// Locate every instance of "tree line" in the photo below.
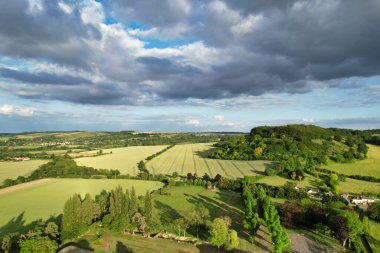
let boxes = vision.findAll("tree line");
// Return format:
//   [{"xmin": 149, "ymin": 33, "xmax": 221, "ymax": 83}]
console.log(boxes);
[
  {"xmin": 210, "ymin": 124, "xmax": 369, "ymax": 180},
  {"xmin": 242, "ymin": 177, "xmax": 289, "ymax": 252}
]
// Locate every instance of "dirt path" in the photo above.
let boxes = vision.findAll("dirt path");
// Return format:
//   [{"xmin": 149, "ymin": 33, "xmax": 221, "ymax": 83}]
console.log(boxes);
[
  {"xmin": 254, "ymin": 225, "xmax": 272, "ymax": 253},
  {"xmin": 0, "ymin": 178, "xmax": 52, "ymax": 195},
  {"xmin": 289, "ymin": 233, "xmax": 324, "ymax": 253}
]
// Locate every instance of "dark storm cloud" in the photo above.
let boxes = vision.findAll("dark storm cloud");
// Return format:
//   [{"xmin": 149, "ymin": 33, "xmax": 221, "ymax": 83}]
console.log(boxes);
[
  {"xmin": 0, "ymin": 0, "xmax": 380, "ymax": 105},
  {"xmin": 0, "ymin": 68, "xmax": 92, "ymax": 85},
  {"xmin": 0, "ymin": 0, "xmax": 100, "ymax": 68}
]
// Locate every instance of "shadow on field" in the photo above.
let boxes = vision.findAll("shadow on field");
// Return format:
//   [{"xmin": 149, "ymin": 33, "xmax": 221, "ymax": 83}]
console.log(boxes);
[
  {"xmin": 115, "ymin": 241, "xmax": 134, "ymax": 253},
  {"xmin": 57, "ymin": 240, "xmax": 94, "ymax": 253},
  {"xmin": 153, "ymin": 200, "xmax": 183, "ymax": 225},
  {"xmin": 194, "ymin": 148, "xmax": 217, "ymax": 158},
  {"xmin": 0, "ymin": 212, "xmax": 61, "ymax": 237},
  {"xmin": 196, "ymin": 244, "xmax": 248, "ymax": 253},
  {"xmin": 186, "ymin": 194, "xmax": 243, "ymax": 230}
]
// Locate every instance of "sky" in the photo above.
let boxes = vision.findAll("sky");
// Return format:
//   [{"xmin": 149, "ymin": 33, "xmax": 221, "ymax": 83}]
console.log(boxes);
[{"xmin": 0, "ymin": 0, "xmax": 380, "ymax": 133}]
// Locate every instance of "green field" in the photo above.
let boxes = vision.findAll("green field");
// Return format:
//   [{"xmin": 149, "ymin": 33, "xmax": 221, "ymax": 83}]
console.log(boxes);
[
  {"xmin": 0, "ymin": 179, "xmax": 163, "ymax": 236},
  {"xmin": 364, "ymin": 217, "xmax": 380, "ymax": 252},
  {"xmin": 152, "ymin": 185, "xmax": 269, "ymax": 252},
  {"xmin": 256, "ymin": 173, "xmax": 318, "ymax": 188},
  {"xmin": 0, "ymin": 160, "xmax": 48, "ymax": 185},
  {"xmin": 147, "ymin": 143, "xmax": 274, "ymax": 178},
  {"xmin": 72, "ymin": 231, "xmax": 200, "ymax": 253},
  {"xmin": 325, "ymin": 144, "xmax": 380, "ymax": 178},
  {"xmin": 76, "ymin": 185, "xmax": 268, "ymax": 252},
  {"xmin": 75, "ymin": 145, "xmax": 167, "ymax": 175},
  {"xmin": 256, "ymin": 173, "xmax": 380, "ymax": 195}
]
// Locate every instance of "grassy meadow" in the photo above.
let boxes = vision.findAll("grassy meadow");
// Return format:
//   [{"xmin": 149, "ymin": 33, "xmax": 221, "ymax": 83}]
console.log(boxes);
[
  {"xmin": 256, "ymin": 172, "xmax": 380, "ymax": 195},
  {"xmin": 0, "ymin": 179, "xmax": 163, "ymax": 236},
  {"xmin": 325, "ymin": 144, "xmax": 380, "ymax": 178},
  {"xmin": 74, "ymin": 185, "xmax": 271, "ymax": 253},
  {"xmin": 364, "ymin": 217, "xmax": 380, "ymax": 252},
  {"xmin": 75, "ymin": 145, "xmax": 167, "ymax": 175},
  {"xmin": 0, "ymin": 160, "xmax": 48, "ymax": 185},
  {"xmin": 147, "ymin": 143, "xmax": 274, "ymax": 178}
]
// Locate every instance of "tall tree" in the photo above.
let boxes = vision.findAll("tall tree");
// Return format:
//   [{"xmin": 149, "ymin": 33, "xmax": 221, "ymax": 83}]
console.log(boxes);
[
  {"xmin": 209, "ymin": 218, "xmax": 229, "ymax": 248},
  {"xmin": 129, "ymin": 187, "xmax": 138, "ymax": 216},
  {"xmin": 82, "ymin": 193, "xmax": 93, "ymax": 225},
  {"xmin": 225, "ymin": 229, "xmax": 239, "ymax": 251},
  {"xmin": 143, "ymin": 190, "xmax": 153, "ymax": 224}
]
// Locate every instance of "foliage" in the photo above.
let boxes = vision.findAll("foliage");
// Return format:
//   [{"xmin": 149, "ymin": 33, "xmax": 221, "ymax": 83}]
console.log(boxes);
[
  {"xmin": 210, "ymin": 125, "xmax": 369, "ymax": 177},
  {"xmin": 225, "ymin": 229, "xmax": 239, "ymax": 251},
  {"xmin": 209, "ymin": 218, "xmax": 229, "ymax": 248},
  {"xmin": 19, "ymin": 236, "xmax": 58, "ymax": 253},
  {"xmin": 368, "ymin": 202, "xmax": 380, "ymax": 221}
]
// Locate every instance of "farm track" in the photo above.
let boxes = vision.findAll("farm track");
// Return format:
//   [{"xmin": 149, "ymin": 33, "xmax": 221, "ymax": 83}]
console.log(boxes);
[
  {"xmin": 245, "ymin": 161, "xmax": 257, "ymax": 172},
  {"xmin": 166, "ymin": 147, "xmax": 181, "ymax": 175},
  {"xmin": 0, "ymin": 178, "xmax": 51, "ymax": 195},
  {"xmin": 149, "ymin": 147, "xmax": 173, "ymax": 175},
  {"xmin": 190, "ymin": 144, "xmax": 198, "ymax": 176},
  {"xmin": 230, "ymin": 161, "xmax": 246, "ymax": 178},
  {"xmin": 147, "ymin": 143, "xmax": 269, "ymax": 178},
  {"xmin": 216, "ymin": 160, "xmax": 231, "ymax": 177},
  {"xmin": 204, "ymin": 159, "xmax": 217, "ymax": 178}
]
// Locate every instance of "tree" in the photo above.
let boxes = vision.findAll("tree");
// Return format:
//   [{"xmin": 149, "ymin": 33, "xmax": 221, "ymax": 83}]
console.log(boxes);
[
  {"xmin": 209, "ymin": 218, "xmax": 228, "ymax": 248},
  {"xmin": 62, "ymin": 194, "xmax": 84, "ymax": 240},
  {"xmin": 133, "ymin": 213, "xmax": 148, "ymax": 235},
  {"xmin": 329, "ymin": 215, "xmax": 349, "ymax": 246},
  {"xmin": 129, "ymin": 187, "xmax": 138, "ymax": 216},
  {"xmin": 225, "ymin": 229, "xmax": 239, "ymax": 251},
  {"xmin": 19, "ymin": 236, "xmax": 58, "ymax": 253},
  {"xmin": 82, "ymin": 193, "xmax": 93, "ymax": 225},
  {"xmin": 44, "ymin": 222, "xmax": 59, "ymax": 241},
  {"xmin": 1, "ymin": 233, "xmax": 19, "ymax": 253},
  {"xmin": 144, "ymin": 191, "xmax": 153, "ymax": 224},
  {"xmin": 188, "ymin": 205, "xmax": 210, "ymax": 238},
  {"xmin": 368, "ymin": 202, "xmax": 380, "ymax": 221}
]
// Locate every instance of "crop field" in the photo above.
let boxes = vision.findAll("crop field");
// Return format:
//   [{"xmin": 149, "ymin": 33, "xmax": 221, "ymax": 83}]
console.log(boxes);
[
  {"xmin": 147, "ymin": 143, "xmax": 274, "ymax": 178},
  {"xmin": 0, "ymin": 178, "xmax": 163, "ymax": 235},
  {"xmin": 0, "ymin": 160, "xmax": 48, "ymax": 185},
  {"xmin": 325, "ymin": 144, "xmax": 380, "ymax": 178},
  {"xmin": 75, "ymin": 145, "xmax": 167, "ymax": 175}
]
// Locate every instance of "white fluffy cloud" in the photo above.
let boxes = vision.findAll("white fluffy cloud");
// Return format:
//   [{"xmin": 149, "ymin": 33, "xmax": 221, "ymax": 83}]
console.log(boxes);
[{"xmin": 0, "ymin": 104, "xmax": 35, "ymax": 116}]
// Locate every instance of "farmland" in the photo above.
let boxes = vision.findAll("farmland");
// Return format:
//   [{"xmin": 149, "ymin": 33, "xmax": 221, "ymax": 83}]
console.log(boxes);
[
  {"xmin": 74, "ymin": 185, "xmax": 271, "ymax": 252},
  {"xmin": 75, "ymin": 145, "xmax": 167, "ymax": 175},
  {"xmin": 364, "ymin": 217, "xmax": 380, "ymax": 252},
  {"xmin": 256, "ymin": 173, "xmax": 380, "ymax": 195},
  {"xmin": 325, "ymin": 144, "xmax": 380, "ymax": 178},
  {"xmin": 0, "ymin": 160, "xmax": 48, "ymax": 185},
  {"xmin": 147, "ymin": 143, "xmax": 274, "ymax": 178},
  {"xmin": 0, "ymin": 178, "xmax": 163, "ymax": 235}
]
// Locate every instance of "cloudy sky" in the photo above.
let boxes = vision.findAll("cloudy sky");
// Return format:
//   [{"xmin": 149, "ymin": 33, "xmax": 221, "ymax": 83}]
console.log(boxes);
[{"xmin": 0, "ymin": 0, "xmax": 380, "ymax": 132}]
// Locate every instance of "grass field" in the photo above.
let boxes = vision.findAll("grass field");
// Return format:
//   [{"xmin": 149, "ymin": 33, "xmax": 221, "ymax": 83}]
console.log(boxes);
[
  {"xmin": 72, "ymin": 231, "xmax": 200, "ymax": 253},
  {"xmin": 325, "ymin": 144, "xmax": 380, "ymax": 178},
  {"xmin": 0, "ymin": 179, "xmax": 163, "ymax": 236},
  {"xmin": 0, "ymin": 160, "xmax": 48, "ymax": 185},
  {"xmin": 69, "ymin": 185, "xmax": 270, "ymax": 253},
  {"xmin": 152, "ymin": 185, "xmax": 270, "ymax": 252},
  {"xmin": 364, "ymin": 217, "xmax": 380, "ymax": 253},
  {"xmin": 147, "ymin": 143, "xmax": 274, "ymax": 178},
  {"xmin": 256, "ymin": 172, "xmax": 380, "ymax": 195},
  {"xmin": 75, "ymin": 145, "xmax": 167, "ymax": 175},
  {"xmin": 256, "ymin": 173, "xmax": 318, "ymax": 188}
]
